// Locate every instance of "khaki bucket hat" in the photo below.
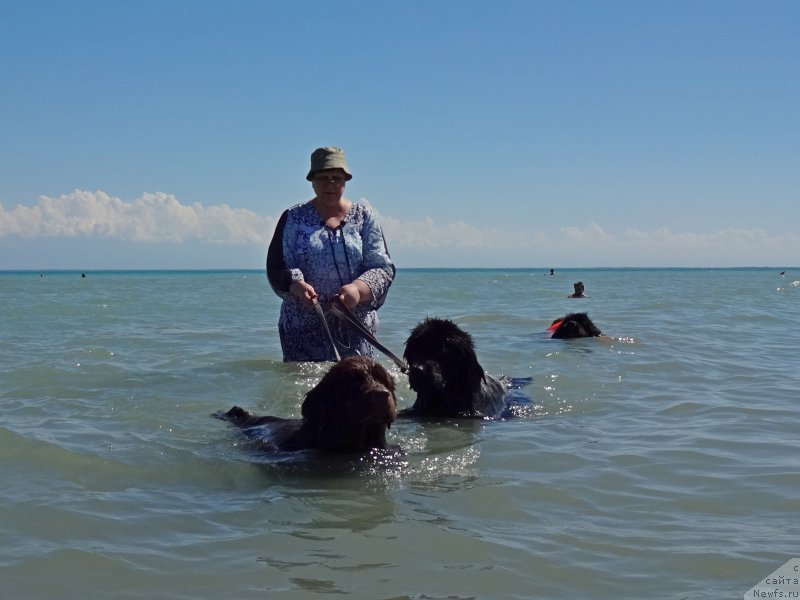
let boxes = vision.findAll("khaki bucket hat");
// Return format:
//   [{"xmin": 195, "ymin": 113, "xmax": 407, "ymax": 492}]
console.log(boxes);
[{"xmin": 306, "ymin": 146, "xmax": 353, "ymax": 181}]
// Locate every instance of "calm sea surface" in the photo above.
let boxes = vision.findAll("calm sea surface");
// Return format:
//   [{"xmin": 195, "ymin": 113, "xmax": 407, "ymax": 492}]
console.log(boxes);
[{"xmin": 1, "ymin": 268, "xmax": 798, "ymax": 599}]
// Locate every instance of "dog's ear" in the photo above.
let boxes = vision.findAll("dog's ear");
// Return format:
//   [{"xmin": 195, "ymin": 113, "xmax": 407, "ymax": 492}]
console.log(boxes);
[
  {"xmin": 301, "ymin": 367, "xmax": 343, "ymax": 423},
  {"xmin": 301, "ymin": 382, "xmax": 329, "ymax": 423},
  {"xmin": 402, "ymin": 322, "xmax": 425, "ymax": 362},
  {"xmin": 461, "ymin": 346, "xmax": 486, "ymax": 389},
  {"xmin": 302, "ymin": 358, "xmax": 380, "ymax": 424},
  {"xmin": 440, "ymin": 326, "xmax": 485, "ymax": 390}
]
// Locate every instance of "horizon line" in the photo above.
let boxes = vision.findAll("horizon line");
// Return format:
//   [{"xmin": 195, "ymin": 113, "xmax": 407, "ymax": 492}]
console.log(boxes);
[{"xmin": 1, "ymin": 266, "xmax": 795, "ymax": 274}]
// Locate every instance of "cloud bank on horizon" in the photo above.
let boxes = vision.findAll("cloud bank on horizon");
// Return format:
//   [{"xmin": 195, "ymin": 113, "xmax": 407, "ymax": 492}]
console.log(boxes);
[
  {"xmin": 0, "ymin": 190, "xmax": 271, "ymax": 244},
  {"xmin": 1, "ymin": 190, "xmax": 796, "ymax": 269}
]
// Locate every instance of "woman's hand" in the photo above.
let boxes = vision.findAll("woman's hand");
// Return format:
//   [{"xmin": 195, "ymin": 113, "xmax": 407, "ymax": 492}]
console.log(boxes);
[
  {"xmin": 290, "ymin": 281, "xmax": 318, "ymax": 310},
  {"xmin": 338, "ymin": 280, "xmax": 372, "ymax": 310}
]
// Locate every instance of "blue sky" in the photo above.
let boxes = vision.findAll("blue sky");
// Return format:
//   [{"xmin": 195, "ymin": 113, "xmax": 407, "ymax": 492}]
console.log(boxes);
[{"xmin": 1, "ymin": 0, "xmax": 798, "ymax": 269}]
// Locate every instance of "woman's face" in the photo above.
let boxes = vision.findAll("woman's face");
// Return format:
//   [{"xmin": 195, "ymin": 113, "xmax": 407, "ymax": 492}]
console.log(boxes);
[{"xmin": 311, "ymin": 168, "xmax": 347, "ymax": 203}]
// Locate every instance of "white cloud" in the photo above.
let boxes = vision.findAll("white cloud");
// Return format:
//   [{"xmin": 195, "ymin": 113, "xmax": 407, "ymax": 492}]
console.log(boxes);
[
  {"xmin": 377, "ymin": 208, "xmax": 798, "ymax": 266},
  {"xmin": 0, "ymin": 190, "xmax": 274, "ymax": 244},
  {"xmin": 1, "ymin": 191, "xmax": 797, "ymax": 267}
]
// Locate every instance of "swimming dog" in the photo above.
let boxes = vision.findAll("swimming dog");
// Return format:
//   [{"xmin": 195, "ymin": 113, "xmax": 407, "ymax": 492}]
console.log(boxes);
[
  {"xmin": 547, "ymin": 312, "xmax": 603, "ymax": 339},
  {"xmin": 214, "ymin": 356, "xmax": 397, "ymax": 452},
  {"xmin": 400, "ymin": 318, "xmax": 527, "ymax": 419}
]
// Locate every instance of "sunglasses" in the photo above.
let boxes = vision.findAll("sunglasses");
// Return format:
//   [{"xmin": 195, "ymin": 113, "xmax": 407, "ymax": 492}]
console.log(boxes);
[{"xmin": 313, "ymin": 175, "xmax": 346, "ymax": 185}]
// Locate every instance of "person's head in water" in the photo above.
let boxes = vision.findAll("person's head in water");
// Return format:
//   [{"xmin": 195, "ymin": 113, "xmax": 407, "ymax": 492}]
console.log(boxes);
[{"xmin": 570, "ymin": 281, "xmax": 585, "ymax": 297}]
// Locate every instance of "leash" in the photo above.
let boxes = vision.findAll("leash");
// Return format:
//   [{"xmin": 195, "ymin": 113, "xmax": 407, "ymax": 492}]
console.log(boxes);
[
  {"xmin": 312, "ymin": 297, "xmax": 341, "ymax": 361},
  {"xmin": 330, "ymin": 297, "xmax": 408, "ymax": 372}
]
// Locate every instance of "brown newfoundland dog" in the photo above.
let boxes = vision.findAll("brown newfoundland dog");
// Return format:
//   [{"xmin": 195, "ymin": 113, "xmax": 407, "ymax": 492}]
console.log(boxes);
[
  {"xmin": 400, "ymin": 318, "xmax": 527, "ymax": 419},
  {"xmin": 547, "ymin": 312, "xmax": 604, "ymax": 339},
  {"xmin": 214, "ymin": 356, "xmax": 398, "ymax": 452}
]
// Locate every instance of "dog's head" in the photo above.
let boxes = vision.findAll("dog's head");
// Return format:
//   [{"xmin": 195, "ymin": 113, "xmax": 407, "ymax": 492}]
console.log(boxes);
[
  {"xmin": 403, "ymin": 318, "xmax": 485, "ymax": 414},
  {"xmin": 301, "ymin": 356, "xmax": 397, "ymax": 452},
  {"xmin": 549, "ymin": 312, "xmax": 603, "ymax": 339}
]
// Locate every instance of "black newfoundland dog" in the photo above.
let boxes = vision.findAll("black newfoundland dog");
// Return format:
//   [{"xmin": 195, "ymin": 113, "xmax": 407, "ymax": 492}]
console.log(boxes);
[
  {"xmin": 214, "ymin": 356, "xmax": 398, "ymax": 452},
  {"xmin": 400, "ymin": 318, "xmax": 526, "ymax": 419},
  {"xmin": 547, "ymin": 312, "xmax": 603, "ymax": 339}
]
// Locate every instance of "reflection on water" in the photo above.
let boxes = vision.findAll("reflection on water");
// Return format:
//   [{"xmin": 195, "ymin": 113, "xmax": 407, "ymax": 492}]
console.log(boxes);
[{"xmin": 1, "ymin": 269, "xmax": 799, "ymax": 599}]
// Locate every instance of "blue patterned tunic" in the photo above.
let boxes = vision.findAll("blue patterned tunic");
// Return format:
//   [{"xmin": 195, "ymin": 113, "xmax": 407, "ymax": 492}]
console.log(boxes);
[{"xmin": 266, "ymin": 200, "xmax": 395, "ymax": 361}]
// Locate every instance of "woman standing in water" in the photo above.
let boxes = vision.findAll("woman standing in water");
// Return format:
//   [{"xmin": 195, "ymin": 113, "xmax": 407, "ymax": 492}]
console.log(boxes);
[{"xmin": 266, "ymin": 147, "xmax": 395, "ymax": 361}]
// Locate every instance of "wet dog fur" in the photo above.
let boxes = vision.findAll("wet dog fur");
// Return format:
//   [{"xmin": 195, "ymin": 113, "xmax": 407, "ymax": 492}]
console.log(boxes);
[
  {"xmin": 400, "ymin": 318, "xmax": 511, "ymax": 419},
  {"xmin": 214, "ymin": 356, "xmax": 397, "ymax": 452},
  {"xmin": 549, "ymin": 312, "xmax": 603, "ymax": 339}
]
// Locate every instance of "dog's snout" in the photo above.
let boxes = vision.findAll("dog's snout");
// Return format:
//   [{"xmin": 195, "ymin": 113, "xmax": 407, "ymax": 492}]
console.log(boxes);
[
  {"xmin": 407, "ymin": 364, "xmax": 425, "ymax": 377},
  {"xmin": 360, "ymin": 388, "xmax": 397, "ymax": 425},
  {"xmin": 405, "ymin": 363, "xmax": 427, "ymax": 387}
]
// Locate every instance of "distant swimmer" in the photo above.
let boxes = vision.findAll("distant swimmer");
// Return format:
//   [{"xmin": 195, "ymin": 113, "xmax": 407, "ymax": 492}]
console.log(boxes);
[
  {"xmin": 780, "ymin": 271, "xmax": 786, "ymax": 276},
  {"xmin": 568, "ymin": 281, "xmax": 587, "ymax": 298},
  {"xmin": 81, "ymin": 273, "xmax": 86, "ymax": 278}
]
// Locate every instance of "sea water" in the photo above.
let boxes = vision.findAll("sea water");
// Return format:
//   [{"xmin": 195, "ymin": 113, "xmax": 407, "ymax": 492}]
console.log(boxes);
[{"xmin": 1, "ymin": 268, "xmax": 798, "ymax": 599}]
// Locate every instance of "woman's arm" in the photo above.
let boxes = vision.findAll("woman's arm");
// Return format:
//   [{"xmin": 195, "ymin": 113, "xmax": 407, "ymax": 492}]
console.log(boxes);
[
  {"xmin": 354, "ymin": 208, "xmax": 395, "ymax": 309},
  {"xmin": 266, "ymin": 210, "xmax": 292, "ymax": 294},
  {"xmin": 266, "ymin": 209, "xmax": 309, "ymax": 302}
]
